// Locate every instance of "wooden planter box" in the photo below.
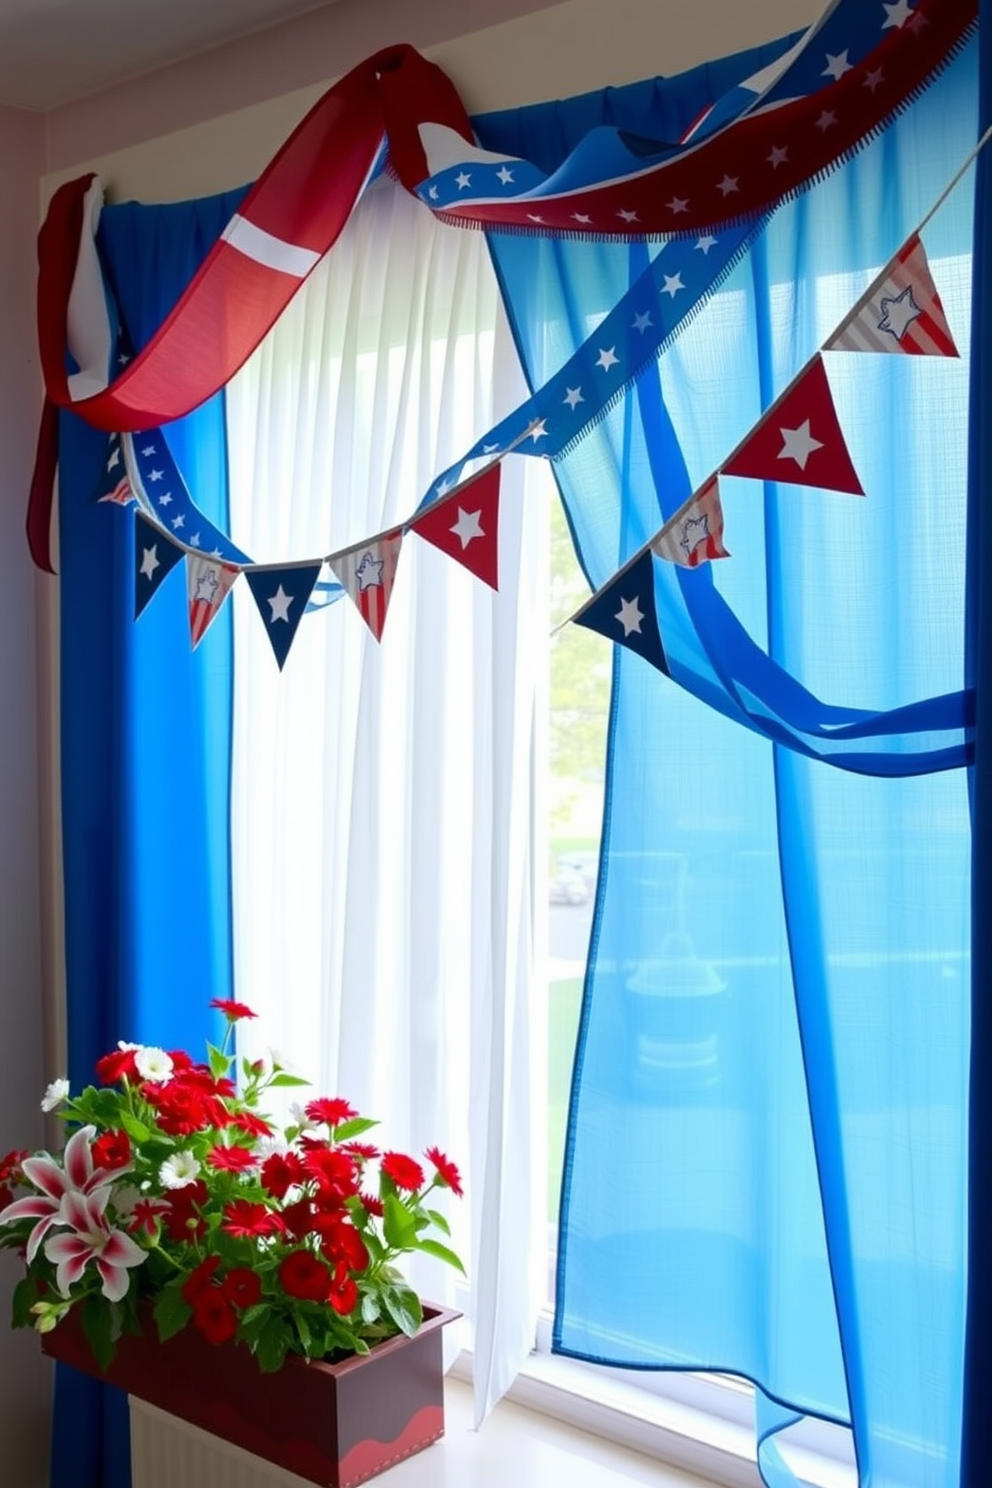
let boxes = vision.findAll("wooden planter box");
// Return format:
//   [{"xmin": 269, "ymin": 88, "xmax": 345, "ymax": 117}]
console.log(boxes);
[{"xmin": 43, "ymin": 1303, "xmax": 459, "ymax": 1488}]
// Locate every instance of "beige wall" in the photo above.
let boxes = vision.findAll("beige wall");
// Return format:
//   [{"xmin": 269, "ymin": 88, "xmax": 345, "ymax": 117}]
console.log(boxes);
[{"xmin": 42, "ymin": 0, "xmax": 821, "ymax": 203}]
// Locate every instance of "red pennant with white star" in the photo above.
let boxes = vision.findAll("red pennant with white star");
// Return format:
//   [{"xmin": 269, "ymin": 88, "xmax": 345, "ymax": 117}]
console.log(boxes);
[
  {"xmin": 409, "ymin": 462, "xmax": 501, "ymax": 590},
  {"xmin": 328, "ymin": 531, "xmax": 404, "ymax": 642},
  {"xmin": 825, "ymin": 233, "xmax": 959, "ymax": 358},
  {"xmin": 186, "ymin": 555, "xmax": 240, "ymax": 648},
  {"xmin": 721, "ymin": 354, "xmax": 864, "ymax": 495}
]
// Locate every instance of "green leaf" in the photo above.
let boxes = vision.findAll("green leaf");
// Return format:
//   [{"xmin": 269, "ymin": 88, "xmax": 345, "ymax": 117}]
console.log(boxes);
[
  {"xmin": 80, "ymin": 1294, "xmax": 117, "ymax": 1371},
  {"xmin": 414, "ymin": 1237, "xmax": 466, "ymax": 1275},
  {"xmin": 381, "ymin": 1283, "xmax": 423, "ymax": 1338},
  {"xmin": 206, "ymin": 1042, "xmax": 233, "ymax": 1080},
  {"xmin": 294, "ymin": 1311, "xmax": 312, "ymax": 1353},
  {"xmin": 425, "ymin": 1208, "xmax": 451, "ymax": 1237},
  {"xmin": 360, "ymin": 1291, "xmax": 381, "ymax": 1325},
  {"xmin": 118, "ymin": 1110, "xmax": 152, "ymax": 1143},
  {"xmin": 153, "ymin": 1286, "xmax": 192, "ymax": 1343},
  {"xmin": 254, "ymin": 1318, "xmax": 293, "ymax": 1373},
  {"xmin": 382, "ymin": 1192, "xmax": 417, "ymax": 1250},
  {"xmin": 267, "ymin": 1073, "xmax": 311, "ymax": 1089},
  {"xmin": 332, "ymin": 1117, "xmax": 378, "ymax": 1142},
  {"xmin": 10, "ymin": 1275, "xmax": 41, "ymax": 1329}
]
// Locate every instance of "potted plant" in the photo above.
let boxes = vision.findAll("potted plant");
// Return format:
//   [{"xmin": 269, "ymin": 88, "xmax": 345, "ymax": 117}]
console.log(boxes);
[{"xmin": 0, "ymin": 1000, "xmax": 464, "ymax": 1487}]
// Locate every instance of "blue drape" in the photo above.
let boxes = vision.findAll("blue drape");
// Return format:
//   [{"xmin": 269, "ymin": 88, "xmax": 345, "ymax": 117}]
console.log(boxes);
[
  {"xmin": 484, "ymin": 36, "xmax": 976, "ymax": 1488},
  {"xmin": 962, "ymin": 1, "xmax": 992, "ymax": 1481},
  {"xmin": 55, "ymin": 188, "xmax": 243, "ymax": 1488}
]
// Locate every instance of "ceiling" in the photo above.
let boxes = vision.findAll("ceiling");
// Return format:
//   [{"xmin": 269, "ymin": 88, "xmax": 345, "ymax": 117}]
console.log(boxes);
[{"xmin": 0, "ymin": 0, "xmax": 337, "ymax": 111}]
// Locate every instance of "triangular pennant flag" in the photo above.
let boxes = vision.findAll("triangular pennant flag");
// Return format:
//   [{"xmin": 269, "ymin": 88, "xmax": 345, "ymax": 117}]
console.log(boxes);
[
  {"xmin": 245, "ymin": 563, "xmax": 323, "ymax": 670},
  {"xmin": 134, "ymin": 513, "xmax": 186, "ymax": 618},
  {"xmin": 651, "ymin": 476, "xmax": 730, "ymax": 568},
  {"xmin": 186, "ymin": 554, "xmax": 240, "ymax": 648},
  {"xmin": 573, "ymin": 549, "xmax": 670, "ymax": 677},
  {"xmin": 409, "ymin": 463, "xmax": 502, "ymax": 590},
  {"xmin": 328, "ymin": 531, "xmax": 404, "ymax": 642},
  {"xmin": 825, "ymin": 234, "xmax": 959, "ymax": 357},
  {"xmin": 93, "ymin": 432, "xmax": 135, "ymax": 507},
  {"xmin": 721, "ymin": 355, "xmax": 864, "ymax": 495}
]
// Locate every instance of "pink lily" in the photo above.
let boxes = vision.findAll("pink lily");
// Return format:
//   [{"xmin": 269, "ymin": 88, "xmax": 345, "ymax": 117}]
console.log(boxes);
[
  {"xmin": 43, "ymin": 1189, "xmax": 146, "ymax": 1302},
  {"xmin": 0, "ymin": 1125, "xmax": 125, "ymax": 1263}
]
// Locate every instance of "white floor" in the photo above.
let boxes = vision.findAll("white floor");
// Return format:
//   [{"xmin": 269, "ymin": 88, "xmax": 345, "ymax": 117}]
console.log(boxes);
[{"xmin": 131, "ymin": 1376, "xmax": 716, "ymax": 1488}]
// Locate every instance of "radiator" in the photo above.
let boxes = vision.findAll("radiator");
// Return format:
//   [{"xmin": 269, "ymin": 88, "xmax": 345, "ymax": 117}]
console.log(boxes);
[{"xmin": 130, "ymin": 1398, "xmax": 310, "ymax": 1488}]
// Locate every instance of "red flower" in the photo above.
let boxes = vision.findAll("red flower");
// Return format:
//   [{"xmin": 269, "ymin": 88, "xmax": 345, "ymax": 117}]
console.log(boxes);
[
  {"xmin": 230, "ymin": 1111, "xmax": 273, "ymax": 1138},
  {"xmin": 260, "ymin": 1151, "xmax": 306, "ymax": 1200},
  {"xmin": 162, "ymin": 1181, "xmax": 210, "ymax": 1242},
  {"xmin": 340, "ymin": 1141, "xmax": 380, "ymax": 1161},
  {"xmin": 360, "ymin": 1192, "xmax": 384, "ymax": 1217},
  {"xmin": 425, "ymin": 1146, "xmax": 464, "ymax": 1197},
  {"xmin": 0, "ymin": 1183, "xmax": 13, "ymax": 1211},
  {"xmin": 128, "ymin": 1198, "xmax": 169, "ymax": 1236},
  {"xmin": 210, "ymin": 998, "xmax": 258, "ymax": 1022},
  {"xmin": 318, "ymin": 1219, "xmax": 369, "ymax": 1273},
  {"xmin": 207, "ymin": 1145, "xmax": 258, "ymax": 1173},
  {"xmin": 221, "ymin": 1199, "xmax": 284, "ymax": 1239},
  {"xmin": 328, "ymin": 1264, "xmax": 358, "ymax": 1317},
  {"xmin": 222, "ymin": 1267, "xmax": 262, "ymax": 1309},
  {"xmin": 0, "ymin": 1149, "xmax": 28, "ymax": 1183},
  {"xmin": 181, "ymin": 1255, "xmax": 222, "ymax": 1303},
  {"xmin": 304, "ymin": 1098, "xmax": 357, "ymax": 1128},
  {"xmin": 381, "ymin": 1152, "xmax": 425, "ymax": 1192},
  {"xmin": 146, "ymin": 1078, "xmax": 231, "ymax": 1136},
  {"xmin": 303, "ymin": 1147, "xmax": 359, "ymax": 1200},
  {"xmin": 278, "ymin": 1249, "xmax": 331, "ymax": 1303},
  {"xmin": 280, "ymin": 1198, "xmax": 316, "ymax": 1240},
  {"xmin": 191, "ymin": 1287, "xmax": 238, "ymax": 1344},
  {"xmin": 91, "ymin": 1130, "xmax": 132, "ymax": 1171},
  {"xmin": 95, "ymin": 1048, "xmax": 139, "ymax": 1085}
]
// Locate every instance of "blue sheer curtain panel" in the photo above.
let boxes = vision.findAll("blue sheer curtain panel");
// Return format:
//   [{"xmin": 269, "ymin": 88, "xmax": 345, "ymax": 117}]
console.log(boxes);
[
  {"xmin": 485, "ymin": 34, "xmax": 977, "ymax": 1488},
  {"xmin": 54, "ymin": 189, "xmax": 243, "ymax": 1488}
]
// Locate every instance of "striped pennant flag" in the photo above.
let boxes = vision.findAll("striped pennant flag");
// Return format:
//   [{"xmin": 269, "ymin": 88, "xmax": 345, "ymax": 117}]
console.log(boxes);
[
  {"xmin": 187, "ymin": 555, "xmax": 240, "ymax": 649},
  {"xmin": 651, "ymin": 476, "xmax": 730, "ymax": 568},
  {"xmin": 825, "ymin": 233, "xmax": 958, "ymax": 357},
  {"xmin": 329, "ymin": 532, "xmax": 404, "ymax": 641}
]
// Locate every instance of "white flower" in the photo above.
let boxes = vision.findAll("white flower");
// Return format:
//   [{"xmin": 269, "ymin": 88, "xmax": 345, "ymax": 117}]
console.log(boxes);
[
  {"xmin": 41, "ymin": 1079, "xmax": 69, "ymax": 1112},
  {"xmin": 109, "ymin": 1184, "xmax": 141, "ymax": 1219},
  {"xmin": 159, "ymin": 1152, "xmax": 200, "ymax": 1189},
  {"xmin": 134, "ymin": 1046, "xmax": 173, "ymax": 1083},
  {"xmin": 255, "ymin": 1133, "xmax": 291, "ymax": 1161},
  {"xmin": 289, "ymin": 1102, "xmax": 315, "ymax": 1130}
]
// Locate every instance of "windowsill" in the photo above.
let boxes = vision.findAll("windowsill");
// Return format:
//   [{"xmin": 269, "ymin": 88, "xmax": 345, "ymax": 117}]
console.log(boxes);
[{"xmin": 450, "ymin": 1337, "xmax": 857, "ymax": 1488}]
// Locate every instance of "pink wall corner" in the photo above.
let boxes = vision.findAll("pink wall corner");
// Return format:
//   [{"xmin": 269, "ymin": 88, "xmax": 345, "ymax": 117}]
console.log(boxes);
[{"xmin": 43, "ymin": 0, "xmax": 565, "ymax": 175}]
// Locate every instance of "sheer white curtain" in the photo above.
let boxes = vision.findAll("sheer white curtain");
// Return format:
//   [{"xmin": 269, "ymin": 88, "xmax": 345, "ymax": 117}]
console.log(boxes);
[{"xmin": 224, "ymin": 175, "xmax": 548, "ymax": 1422}]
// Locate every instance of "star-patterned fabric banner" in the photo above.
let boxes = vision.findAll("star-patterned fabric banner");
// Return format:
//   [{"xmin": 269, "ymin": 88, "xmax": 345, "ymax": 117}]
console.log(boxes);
[
  {"xmin": 409, "ymin": 462, "xmax": 502, "ymax": 589},
  {"xmin": 244, "ymin": 563, "xmax": 323, "ymax": 668},
  {"xmin": 651, "ymin": 476, "xmax": 731, "ymax": 568},
  {"xmin": 187, "ymin": 556, "xmax": 240, "ymax": 648},
  {"xmin": 721, "ymin": 354, "xmax": 864, "ymax": 494},
  {"xmin": 825, "ymin": 232, "xmax": 959, "ymax": 355},
  {"xmin": 122, "ymin": 431, "xmax": 249, "ymax": 565},
  {"xmin": 28, "ymin": 0, "xmax": 974, "ymax": 573},
  {"xmin": 328, "ymin": 532, "xmax": 404, "ymax": 641},
  {"xmin": 92, "ymin": 432, "xmax": 135, "ymax": 507}
]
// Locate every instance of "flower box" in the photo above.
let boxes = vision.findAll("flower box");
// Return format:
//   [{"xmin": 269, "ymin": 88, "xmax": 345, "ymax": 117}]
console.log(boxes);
[{"xmin": 43, "ymin": 1302, "xmax": 460, "ymax": 1488}]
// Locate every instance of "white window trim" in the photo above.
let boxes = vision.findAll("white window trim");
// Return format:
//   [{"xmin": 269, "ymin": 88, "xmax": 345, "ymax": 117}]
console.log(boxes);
[{"xmin": 450, "ymin": 1312, "xmax": 857, "ymax": 1488}]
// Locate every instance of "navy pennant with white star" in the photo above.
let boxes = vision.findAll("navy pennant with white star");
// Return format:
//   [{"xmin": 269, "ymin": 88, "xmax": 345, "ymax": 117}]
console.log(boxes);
[
  {"xmin": 573, "ymin": 548, "xmax": 670, "ymax": 677},
  {"xmin": 133, "ymin": 512, "xmax": 186, "ymax": 618},
  {"xmin": 91, "ymin": 432, "xmax": 134, "ymax": 507},
  {"xmin": 245, "ymin": 563, "xmax": 324, "ymax": 669}
]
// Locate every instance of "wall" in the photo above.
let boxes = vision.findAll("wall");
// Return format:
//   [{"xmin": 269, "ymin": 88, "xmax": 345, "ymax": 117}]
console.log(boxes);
[
  {"xmin": 6, "ymin": 0, "xmax": 818, "ymax": 1483},
  {"xmin": 0, "ymin": 100, "xmax": 54, "ymax": 1488}
]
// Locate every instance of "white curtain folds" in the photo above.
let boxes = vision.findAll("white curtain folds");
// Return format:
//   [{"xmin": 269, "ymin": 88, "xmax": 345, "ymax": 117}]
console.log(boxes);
[{"xmin": 224, "ymin": 175, "xmax": 548, "ymax": 1422}]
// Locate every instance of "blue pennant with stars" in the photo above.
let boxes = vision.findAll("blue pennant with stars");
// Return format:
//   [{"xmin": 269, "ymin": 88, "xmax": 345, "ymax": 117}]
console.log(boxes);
[
  {"xmin": 573, "ymin": 548, "xmax": 670, "ymax": 677},
  {"xmin": 133, "ymin": 512, "xmax": 186, "ymax": 618},
  {"xmin": 245, "ymin": 564, "xmax": 323, "ymax": 669}
]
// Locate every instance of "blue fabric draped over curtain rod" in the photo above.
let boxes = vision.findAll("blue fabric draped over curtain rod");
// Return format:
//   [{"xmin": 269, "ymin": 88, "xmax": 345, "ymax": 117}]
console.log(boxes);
[{"xmin": 53, "ymin": 17, "xmax": 985, "ymax": 1488}]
